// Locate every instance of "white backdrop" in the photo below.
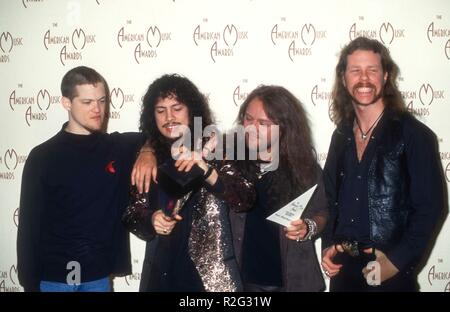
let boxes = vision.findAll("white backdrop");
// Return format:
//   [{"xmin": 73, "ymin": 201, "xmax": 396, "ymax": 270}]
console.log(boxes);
[{"xmin": 1, "ymin": 0, "xmax": 449, "ymax": 292}]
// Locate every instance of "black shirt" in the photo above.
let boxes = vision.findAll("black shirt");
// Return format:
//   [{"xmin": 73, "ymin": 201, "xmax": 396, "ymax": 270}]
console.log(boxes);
[
  {"xmin": 333, "ymin": 121, "xmax": 379, "ymax": 246},
  {"xmin": 241, "ymin": 171, "xmax": 282, "ymax": 286},
  {"xmin": 323, "ymin": 111, "xmax": 444, "ymax": 272},
  {"xmin": 17, "ymin": 124, "xmax": 143, "ymax": 290},
  {"xmin": 147, "ymin": 186, "xmax": 205, "ymax": 292}
]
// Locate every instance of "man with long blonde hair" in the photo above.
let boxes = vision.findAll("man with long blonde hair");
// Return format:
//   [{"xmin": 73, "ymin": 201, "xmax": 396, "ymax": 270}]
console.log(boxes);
[{"xmin": 321, "ymin": 37, "xmax": 444, "ymax": 291}]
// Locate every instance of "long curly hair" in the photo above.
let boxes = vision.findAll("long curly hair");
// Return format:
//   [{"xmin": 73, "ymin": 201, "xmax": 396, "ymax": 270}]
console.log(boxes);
[
  {"xmin": 237, "ymin": 85, "xmax": 318, "ymax": 206},
  {"xmin": 140, "ymin": 74, "xmax": 213, "ymax": 161},
  {"xmin": 330, "ymin": 36, "xmax": 406, "ymax": 125}
]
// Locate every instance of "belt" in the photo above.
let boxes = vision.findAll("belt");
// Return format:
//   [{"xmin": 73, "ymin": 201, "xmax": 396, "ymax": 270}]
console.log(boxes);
[{"xmin": 339, "ymin": 240, "xmax": 374, "ymax": 257}]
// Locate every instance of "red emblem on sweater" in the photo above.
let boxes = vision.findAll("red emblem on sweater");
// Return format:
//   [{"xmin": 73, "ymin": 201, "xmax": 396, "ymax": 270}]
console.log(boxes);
[{"xmin": 106, "ymin": 160, "xmax": 116, "ymax": 174}]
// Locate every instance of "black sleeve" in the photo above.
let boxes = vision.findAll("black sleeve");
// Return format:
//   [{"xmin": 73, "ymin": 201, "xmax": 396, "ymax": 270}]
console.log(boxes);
[
  {"xmin": 17, "ymin": 147, "xmax": 46, "ymax": 292},
  {"xmin": 204, "ymin": 161, "xmax": 256, "ymax": 213},
  {"xmin": 387, "ymin": 123, "xmax": 444, "ymax": 272},
  {"xmin": 114, "ymin": 132, "xmax": 146, "ymax": 159},
  {"xmin": 321, "ymin": 130, "xmax": 341, "ymax": 250},
  {"xmin": 303, "ymin": 165, "xmax": 329, "ymax": 233},
  {"xmin": 122, "ymin": 186, "xmax": 157, "ymax": 241}
]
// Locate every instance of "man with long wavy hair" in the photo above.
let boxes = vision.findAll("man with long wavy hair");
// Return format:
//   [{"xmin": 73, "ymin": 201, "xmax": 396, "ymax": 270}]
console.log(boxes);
[
  {"xmin": 321, "ymin": 37, "xmax": 444, "ymax": 291},
  {"xmin": 123, "ymin": 74, "xmax": 255, "ymax": 292},
  {"xmin": 230, "ymin": 85, "xmax": 328, "ymax": 291}
]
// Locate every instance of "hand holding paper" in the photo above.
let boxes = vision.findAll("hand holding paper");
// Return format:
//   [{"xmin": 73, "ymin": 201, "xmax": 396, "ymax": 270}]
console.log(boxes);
[{"xmin": 266, "ymin": 184, "xmax": 317, "ymax": 227}]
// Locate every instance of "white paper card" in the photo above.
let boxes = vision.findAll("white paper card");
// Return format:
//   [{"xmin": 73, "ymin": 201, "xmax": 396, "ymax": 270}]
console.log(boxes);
[{"xmin": 266, "ymin": 184, "xmax": 317, "ymax": 227}]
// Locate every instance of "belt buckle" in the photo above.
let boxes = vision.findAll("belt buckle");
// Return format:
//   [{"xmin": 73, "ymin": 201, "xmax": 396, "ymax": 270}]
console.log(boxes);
[{"xmin": 341, "ymin": 240, "xmax": 360, "ymax": 257}]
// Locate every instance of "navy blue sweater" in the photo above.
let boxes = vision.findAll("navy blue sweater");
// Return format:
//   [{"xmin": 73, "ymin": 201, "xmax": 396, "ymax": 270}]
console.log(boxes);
[{"xmin": 17, "ymin": 125, "xmax": 143, "ymax": 291}]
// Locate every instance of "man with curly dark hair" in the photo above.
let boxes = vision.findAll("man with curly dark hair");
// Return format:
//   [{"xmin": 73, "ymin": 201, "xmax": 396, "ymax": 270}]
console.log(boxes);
[{"xmin": 123, "ymin": 74, "xmax": 255, "ymax": 292}]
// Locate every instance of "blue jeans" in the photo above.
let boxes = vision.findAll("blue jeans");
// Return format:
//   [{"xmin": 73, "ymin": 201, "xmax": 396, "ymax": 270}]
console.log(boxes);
[{"xmin": 40, "ymin": 277, "xmax": 111, "ymax": 292}]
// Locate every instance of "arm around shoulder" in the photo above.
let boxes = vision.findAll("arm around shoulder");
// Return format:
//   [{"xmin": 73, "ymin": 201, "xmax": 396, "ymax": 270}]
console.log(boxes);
[{"xmin": 212, "ymin": 161, "xmax": 256, "ymax": 213}]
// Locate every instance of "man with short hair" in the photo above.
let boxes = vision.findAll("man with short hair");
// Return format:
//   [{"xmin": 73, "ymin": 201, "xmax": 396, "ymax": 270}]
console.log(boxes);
[{"xmin": 17, "ymin": 66, "xmax": 147, "ymax": 292}]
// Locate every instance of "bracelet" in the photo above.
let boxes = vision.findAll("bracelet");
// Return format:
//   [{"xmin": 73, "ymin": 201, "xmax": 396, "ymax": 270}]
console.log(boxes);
[
  {"xmin": 298, "ymin": 218, "xmax": 317, "ymax": 242},
  {"xmin": 203, "ymin": 166, "xmax": 214, "ymax": 180}
]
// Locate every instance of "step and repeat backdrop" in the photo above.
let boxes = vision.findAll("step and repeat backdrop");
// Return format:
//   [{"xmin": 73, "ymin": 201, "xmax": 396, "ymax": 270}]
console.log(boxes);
[{"xmin": 1, "ymin": 0, "xmax": 449, "ymax": 292}]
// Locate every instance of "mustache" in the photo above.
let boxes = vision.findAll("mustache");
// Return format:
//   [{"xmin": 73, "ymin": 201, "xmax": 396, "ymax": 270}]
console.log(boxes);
[
  {"xmin": 163, "ymin": 122, "xmax": 182, "ymax": 128},
  {"xmin": 353, "ymin": 82, "xmax": 376, "ymax": 91}
]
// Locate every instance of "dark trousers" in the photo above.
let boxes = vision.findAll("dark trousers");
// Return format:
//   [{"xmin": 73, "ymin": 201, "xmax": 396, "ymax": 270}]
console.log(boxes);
[
  {"xmin": 244, "ymin": 283, "xmax": 283, "ymax": 292},
  {"xmin": 330, "ymin": 252, "xmax": 418, "ymax": 292}
]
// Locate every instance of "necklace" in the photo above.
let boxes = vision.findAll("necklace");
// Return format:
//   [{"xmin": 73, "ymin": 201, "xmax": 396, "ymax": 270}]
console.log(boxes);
[{"xmin": 355, "ymin": 110, "xmax": 384, "ymax": 140}]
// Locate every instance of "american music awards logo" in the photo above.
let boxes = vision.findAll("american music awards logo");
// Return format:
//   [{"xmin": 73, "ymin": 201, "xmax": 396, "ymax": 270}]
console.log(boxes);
[
  {"xmin": 0, "ymin": 31, "xmax": 24, "ymax": 64},
  {"xmin": 116, "ymin": 22, "xmax": 171, "ymax": 64},
  {"xmin": 440, "ymin": 151, "xmax": 450, "ymax": 183},
  {"xmin": 426, "ymin": 17, "xmax": 450, "ymax": 60},
  {"xmin": 120, "ymin": 258, "xmax": 142, "ymax": 289},
  {"xmin": 401, "ymin": 79, "xmax": 445, "ymax": 117},
  {"xmin": 309, "ymin": 78, "xmax": 333, "ymax": 123},
  {"xmin": 0, "ymin": 266, "xmax": 21, "ymax": 292},
  {"xmin": 271, "ymin": 19, "xmax": 327, "ymax": 62},
  {"xmin": 0, "ymin": 148, "xmax": 27, "ymax": 181},
  {"xmin": 317, "ymin": 152, "xmax": 328, "ymax": 167},
  {"xmin": 445, "ymin": 162, "xmax": 450, "ymax": 184},
  {"xmin": 427, "ymin": 263, "xmax": 450, "ymax": 292},
  {"xmin": 310, "ymin": 78, "xmax": 332, "ymax": 107},
  {"xmin": 43, "ymin": 26, "xmax": 96, "ymax": 66},
  {"xmin": 109, "ymin": 87, "xmax": 136, "ymax": 120},
  {"xmin": 22, "ymin": 0, "xmax": 45, "ymax": 8},
  {"xmin": 348, "ymin": 18, "xmax": 405, "ymax": 45},
  {"xmin": 13, "ymin": 208, "xmax": 19, "ymax": 228},
  {"xmin": 193, "ymin": 21, "xmax": 249, "ymax": 63},
  {"xmin": 8, "ymin": 86, "xmax": 59, "ymax": 126},
  {"xmin": 232, "ymin": 79, "xmax": 252, "ymax": 107},
  {"xmin": 123, "ymin": 272, "xmax": 141, "ymax": 287}
]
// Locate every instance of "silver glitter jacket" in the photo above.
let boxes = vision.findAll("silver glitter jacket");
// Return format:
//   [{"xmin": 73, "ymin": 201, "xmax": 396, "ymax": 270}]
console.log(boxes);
[{"xmin": 122, "ymin": 161, "xmax": 255, "ymax": 292}]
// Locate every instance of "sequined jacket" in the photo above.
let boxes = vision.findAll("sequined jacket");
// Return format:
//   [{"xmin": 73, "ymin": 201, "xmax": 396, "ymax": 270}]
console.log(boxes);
[
  {"xmin": 322, "ymin": 110, "xmax": 443, "ymax": 272},
  {"xmin": 122, "ymin": 161, "xmax": 255, "ymax": 292}
]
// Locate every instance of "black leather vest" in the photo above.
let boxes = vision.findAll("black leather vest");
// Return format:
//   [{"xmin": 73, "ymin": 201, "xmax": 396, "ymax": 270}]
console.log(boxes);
[{"xmin": 335, "ymin": 113, "xmax": 409, "ymax": 249}]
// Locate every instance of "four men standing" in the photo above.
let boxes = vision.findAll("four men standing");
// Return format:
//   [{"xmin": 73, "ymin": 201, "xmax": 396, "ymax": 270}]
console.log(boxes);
[{"xmin": 17, "ymin": 36, "xmax": 445, "ymax": 292}]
